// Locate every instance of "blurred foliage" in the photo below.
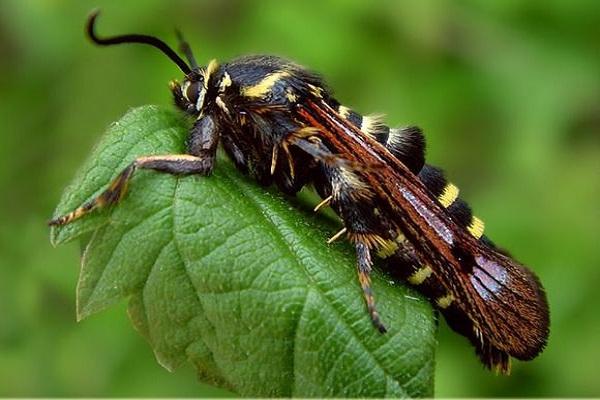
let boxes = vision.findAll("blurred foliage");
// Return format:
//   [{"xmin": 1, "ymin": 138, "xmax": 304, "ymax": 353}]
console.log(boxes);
[{"xmin": 0, "ymin": 0, "xmax": 598, "ymax": 397}]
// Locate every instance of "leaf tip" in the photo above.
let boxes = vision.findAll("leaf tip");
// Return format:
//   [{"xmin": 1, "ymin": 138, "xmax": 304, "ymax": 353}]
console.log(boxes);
[
  {"xmin": 75, "ymin": 302, "xmax": 90, "ymax": 322},
  {"xmin": 49, "ymin": 226, "xmax": 62, "ymax": 247},
  {"xmin": 154, "ymin": 352, "xmax": 179, "ymax": 373},
  {"xmin": 76, "ymin": 292, "xmax": 98, "ymax": 322}
]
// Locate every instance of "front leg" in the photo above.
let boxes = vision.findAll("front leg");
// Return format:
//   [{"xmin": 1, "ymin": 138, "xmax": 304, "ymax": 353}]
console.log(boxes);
[
  {"xmin": 49, "ymin": 115, "xmax": 219, "ymax": 226},
  {"xmin": 186, "ymin": 114, "xmax": 219, "ymax": 175}
]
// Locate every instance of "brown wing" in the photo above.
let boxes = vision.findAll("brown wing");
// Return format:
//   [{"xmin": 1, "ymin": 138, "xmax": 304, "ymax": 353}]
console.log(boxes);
[{"xmin": 296, "ymin": 98, "xmax": 549, "ymax": 371}]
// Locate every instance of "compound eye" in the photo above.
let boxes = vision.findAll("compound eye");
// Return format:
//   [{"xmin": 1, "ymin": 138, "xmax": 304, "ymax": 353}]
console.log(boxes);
[{"xmin": 185, "ymin": 81, "xmax": 200, "ymax": 105}]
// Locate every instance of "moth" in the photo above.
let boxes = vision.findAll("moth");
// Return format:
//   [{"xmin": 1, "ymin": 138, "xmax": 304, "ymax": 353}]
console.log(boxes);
[{"xmin": 50, "ymin": 10, "xmax": 549, "ymax": 373}]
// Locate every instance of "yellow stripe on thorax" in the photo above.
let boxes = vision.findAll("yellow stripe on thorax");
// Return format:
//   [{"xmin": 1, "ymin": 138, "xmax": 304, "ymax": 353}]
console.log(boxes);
[
  {"xmin": 204, "ymin": 59, "xmax": 220, "ymax": 88},
  {"xmin": 241, "ymin": 71, "xmax": 289, "ymax": 98},
  {"xmin": 307, "ymin": 83, "xmax": 324, "ymax": 98},
  {"xmin": 438, "ymin": 183, "xmax": 459, "ymax": 208},
  {"xmin": 219, "ymin": 72, "xmax": 232, "ymax": 93},
  {"xmin": 467, "ymin": 216, "xmax": 485, "ymax": 239}
]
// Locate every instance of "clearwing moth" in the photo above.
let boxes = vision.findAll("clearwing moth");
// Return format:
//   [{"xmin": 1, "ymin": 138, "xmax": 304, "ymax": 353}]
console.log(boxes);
[{"xmin": 50, "ymin": 10, "xmax": 549, "ymax": 374}]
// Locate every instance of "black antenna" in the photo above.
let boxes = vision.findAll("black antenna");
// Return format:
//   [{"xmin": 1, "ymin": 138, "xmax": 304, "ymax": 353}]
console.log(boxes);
[
  {"xmin": 175, "ymin": 29, "xmax": 198, "ymax": 70},
  {"xmin": 86, "ymin": 9, "xmax": 191, "ymax": 75}
]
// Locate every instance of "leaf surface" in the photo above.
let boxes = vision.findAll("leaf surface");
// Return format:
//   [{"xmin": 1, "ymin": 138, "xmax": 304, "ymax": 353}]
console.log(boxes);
[{"xmin": 50, "ymin": 106, "xmax": 437, "ymax": 397}]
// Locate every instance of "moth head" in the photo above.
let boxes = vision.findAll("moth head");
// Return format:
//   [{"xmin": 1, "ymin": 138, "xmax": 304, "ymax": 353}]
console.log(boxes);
[
  {"xmin": 170, "ymin": 71, "xmax": 205, "ymax": 115},
  {"xmin": 86, "ymin": 9, "xmax": 211, "ymax": 116},
  {"xmin": 171, "ymin": 60, "xmax": 221, "ymax": 116}
]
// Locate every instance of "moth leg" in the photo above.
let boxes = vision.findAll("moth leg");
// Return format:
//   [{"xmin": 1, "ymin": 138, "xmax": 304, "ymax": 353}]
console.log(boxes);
[
  {"xmin": 50, "ymin": 115, "xmax": 219, "ymax": 227},
  {"xmin": 279, "ymin": 129, "xmax": 348, "ymax": 169},
  {"xmin": 287, "ymin": 131, "xmax": 387, "ymax": 332},
  {"xmin": 186, "ymin": 114, "xmax": 219, "ymax": 174},
  {"xmin": 48, "ymin": 154, "xmax": 211, "ymax": 226},
  {"xmin": 356, "ymin": 241, "xmax": 387, "ymax": 333}
]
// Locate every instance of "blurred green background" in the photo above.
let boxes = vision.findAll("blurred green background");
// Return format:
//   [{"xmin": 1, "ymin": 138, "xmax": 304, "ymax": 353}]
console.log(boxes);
[{"xmin": 1, "ymin": 0, "xmax": 599, "ymax": 397}]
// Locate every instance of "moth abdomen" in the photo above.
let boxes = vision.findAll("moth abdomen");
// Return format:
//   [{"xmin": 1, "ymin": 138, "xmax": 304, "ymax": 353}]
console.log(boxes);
[
  {"xmin": 417, "ymin": 164, "xmax": 487, "ymax": 240},
  {"xmin": 379, "ymin": 236, "xmax": 546, "ymax": 373},
  {"xmin": 333, "ymin": 103, "xmax": 425, "ymax": 173}
]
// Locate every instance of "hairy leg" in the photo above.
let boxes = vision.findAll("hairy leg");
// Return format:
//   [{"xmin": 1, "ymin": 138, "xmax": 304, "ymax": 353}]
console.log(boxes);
[
  {"xmin": 50, "ymin": 115, "xmax": 219, "ymax": 226},
  {"xmin": 49, "ymin": 154, "xmax": 210, "ymax": 226},
  {"xmin": 356, "ymin": 241, "xmax": 387, "ymax": 333}
]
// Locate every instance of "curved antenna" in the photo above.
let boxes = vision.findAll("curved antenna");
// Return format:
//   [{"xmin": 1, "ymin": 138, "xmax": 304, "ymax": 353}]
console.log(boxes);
[{"xmin": 86, "ymin": 9, "xmax": 191, "ymax": 74}]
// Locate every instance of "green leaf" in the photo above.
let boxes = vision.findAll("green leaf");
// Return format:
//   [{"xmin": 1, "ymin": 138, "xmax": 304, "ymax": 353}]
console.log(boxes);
[{"xmin": 50, "ymin": 105, "xmax": 437, "ymax": 397}]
